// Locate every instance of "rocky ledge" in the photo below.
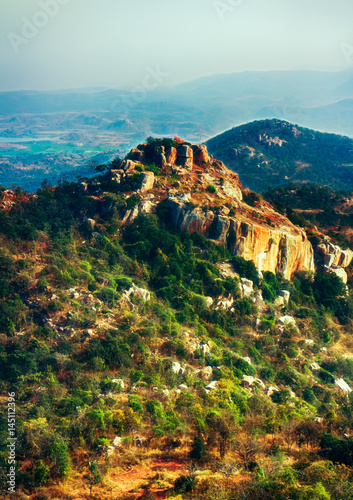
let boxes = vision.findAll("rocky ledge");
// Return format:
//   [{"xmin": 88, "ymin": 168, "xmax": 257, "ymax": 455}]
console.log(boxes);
[{"xmin": 110, "ymin": 139, "xmax": 353, "ymax": 280}]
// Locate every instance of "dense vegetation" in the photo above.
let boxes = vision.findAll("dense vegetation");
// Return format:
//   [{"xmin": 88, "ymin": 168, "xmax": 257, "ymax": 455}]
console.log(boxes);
[
  {"xmin": 1, "ymin": 160, "xmax": 353, "ymax": 499},
  {"xmin": 263, "ymin": 184, "xmax": 353, "ymax": 251},
  {"xmin": 206, "ymin": 119, "xmax": 353, "ymax": 191}
]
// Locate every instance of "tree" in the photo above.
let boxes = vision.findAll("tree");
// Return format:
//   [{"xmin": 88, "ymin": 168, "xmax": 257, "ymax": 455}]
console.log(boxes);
[
  {"xmin": 49, "ymin": 442, "xmax": 71, "ymax": 479},
  {"xmin": 206, "ymin": 412, "xmax": 235, "ymax": 459},
  {"xmin": 313, "ymin": 272, "xmax": 346, "ymax": 309},
  {"xmin": 34, "ymin": 460, "xmax": 50, "ymax": 487},
  {"xmin": 189, "ymin": 435, "xmax": 207, "ymax": 462},
  {"xmin": 232, "ymin": 436, "xmax": 261, "ymax": 471},
  {"xmin": 85, "ymin": 461, "xmax": 102, "ymax": 498}
]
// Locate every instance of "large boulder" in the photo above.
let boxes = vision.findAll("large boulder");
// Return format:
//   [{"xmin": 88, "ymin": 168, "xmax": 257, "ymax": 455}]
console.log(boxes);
[
  {"xmin": 335, "ymin": 378, "xmax": 352, "ymax": 393},
  {"xmin": 316, "ymin": 241, "xmax": 353, "ymax": 269},
  {"xmin": 176, "ymin": 145, "xmax": 193, "ymax": 169},
  {"xmin": 197, "ymin": 366, "xmax": 213, "ymax": 380},
  {"xmin": 127, "ymin": 148, "xmax": 145, "ymax": 162},
  {"xmin": 140, "ymin": 172, "xmax": 155, "ymax": 193},
  {"xmin": 166, "ymin": 147, "xmax": 177, "ymax": 165},
  {"xmin": 192, "ymin": 145, "xmax": 209, "ymax": 165}
]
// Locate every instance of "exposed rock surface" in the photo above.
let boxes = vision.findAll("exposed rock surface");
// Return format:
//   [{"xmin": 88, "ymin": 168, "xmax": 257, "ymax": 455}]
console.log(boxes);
[
  {"xmin": 167, "ymin": 193, "xmax": 314, "ymax": 280},
  {"xmin": 116, "ymin": 141, "xmax": 353, "ymax": 280}
]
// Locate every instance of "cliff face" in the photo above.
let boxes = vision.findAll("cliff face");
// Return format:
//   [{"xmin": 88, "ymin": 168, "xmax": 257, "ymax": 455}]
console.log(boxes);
[
  {"xmin": 115, "ymin": 139, "xmax": 353, "ymax": 280},
  {"xmin": 167, "ymin": 194, "xmax": 314, "ymax": 280}
]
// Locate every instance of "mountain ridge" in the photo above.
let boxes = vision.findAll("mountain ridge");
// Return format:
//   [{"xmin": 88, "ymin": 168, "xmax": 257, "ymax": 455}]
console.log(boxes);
[{"xmin": 206, "ymin": 119, "xmax": 353, "ymax": 191}]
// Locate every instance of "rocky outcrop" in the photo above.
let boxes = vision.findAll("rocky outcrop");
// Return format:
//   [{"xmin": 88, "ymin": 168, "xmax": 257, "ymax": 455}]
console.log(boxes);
[
  {"xmin": 118, "ymin": 141, "xmax": 353, "ymax": 281},
  {"xmin": 315, "ymin": 241, "xmax": 353, "ymax": 283},
  {"xmin": 192, "ymin": 145, "xmax": 209, "ymax": 165},
  {"xmin": 176, "ymin": 145, "xmax": 193, "ymax": 169},
  {"xmin": 140, "ymin": 172, "xmax": 155, "ymax": 193},
  {"xmin": 316, "ymin": 241, "xmax": 353, "ymax": 268},
  {"xmin": 126, "ymin": 141, "xmax": 206, "ymax": 170},
  {"xmin": 167, "ymin": 194, "xmax": 314, "ymax": 280}
]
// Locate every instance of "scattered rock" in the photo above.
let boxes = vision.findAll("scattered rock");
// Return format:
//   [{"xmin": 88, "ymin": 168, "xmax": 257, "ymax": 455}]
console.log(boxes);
[
  {"xmin": 335, "ymin": 378, "xmax": 352, "ymax": 393},
  {"xmin": 112, "ymin": 379, "xmax": 124, "ymax": 390},
  {"xmin": 279, "ymin": 290, "xmax": 290, "ymax": 304},
  {"xmin": 196, "ymin": 366, "xmax": 213, "ymax": 380},
  {"xmin": 241, "ymin": 278, "xmax": 253, "ymax": 298},
  {"xmin": 205, "ymin": 381, "xmax": 218, "ymax": 391},
  {"xmin": 112, "ymin": 436, "xmax": 123, "ymax": 448},
  {"xmin": 140, "ymin": 172, "xmax": 155, "ymax": 193}
]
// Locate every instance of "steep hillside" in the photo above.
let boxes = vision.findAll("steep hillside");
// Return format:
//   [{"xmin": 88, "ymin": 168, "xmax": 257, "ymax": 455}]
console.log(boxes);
[
  {"xmin": 2, "ymin": 140, "xmax": 353, "ymax": 499},
  {"xmin": 206, "ymin": 119, "xmax": 353, "ymax": 191}
]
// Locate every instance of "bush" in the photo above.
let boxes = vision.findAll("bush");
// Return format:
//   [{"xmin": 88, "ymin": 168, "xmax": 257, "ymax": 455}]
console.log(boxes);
[
  {"xmin": 234, "ymin": 358, "xmax": 256, "ymax": 376},
  {"xmin": 232, "ymin": 256, "xmax": 259, "ymax": 286},
  {"xmin": 174, "ymin": 475, "xmax": 196, "ymax": 494},
  {"xmin": 189, "ymin": 435, "xmax": 207, "ymax": 462},
  {"xmin": 207, "ymin": 184, "xmax": 217, "ymax": 194}
]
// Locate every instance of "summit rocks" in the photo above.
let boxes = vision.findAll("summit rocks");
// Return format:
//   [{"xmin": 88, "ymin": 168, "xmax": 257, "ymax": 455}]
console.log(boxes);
[{"xmin": 114, "ymin": 139, "xmax": 352, "ymax": 280}]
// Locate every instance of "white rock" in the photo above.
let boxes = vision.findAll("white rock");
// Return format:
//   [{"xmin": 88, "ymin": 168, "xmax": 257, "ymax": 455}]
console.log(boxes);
[
  {"xmin": 122, "ymin": 206, "xmax": 139, "ymax": 225},
  {"xmin": 127, "ymin": 285, "xmax": 151, "ymax": 302},
  {"xmin": 112, "ymin": 437, "xmax": 122, "ymax": 447},
  {"xmin": 162, "ymin": 389, "xmax": 170, "ymax": 396},
  {"xmin": 140, "ymin": 172, "xmax": 155, "ymax": 193},
  {"xmin": 241, "ymin": 278, "xmax": 253, "ymax": 298},
  {"xmin": 178, "ymin": 384, "xmax": 188, "ymax": 391},
  {"xmin": 279, "ymin": 290, "xmax": 290, "ymax": 304},
  {"xmin": 241, "ymin": 376, "xmax": 256, "ymax": 387},
  {"xmin": 140, "ymin": 200, "xmax": 154, "ymax": 214},
  {"xmin": 274, "ymin": 296, "xmax": 285, "ymax": 308},
  {"xmin": 205, "ymin": 381, "xmax": 218, "ymax": 391},
  {"xmin": 310, "ymin": 363, "xmax": 320, "ymax": 372},
  {"xmin": 107, "ymin": 446, "xmax": 115, "ymax": 456},
  {"xmin": 305, "ymin": 339, "xmax": 314, "ymax": 345},
  {"xmin": 255, "ymin": 378, "xmax": 266, "ymax": 388},
  {"xmin": 172, "ymin": 362, "xmax": 182, "ymax": 374},
  {"xmin": 201, "ymin": 343, "xmax": 211, "ymax": 354},
  {"xmin": 112, "ymin": 379, "xmax": 124, "ymax": 390},
  {"xmin": 205, "ymin": 297, "xmax": 214, "ymax": 308},
  {"xmin": 335, "ymin": 378, "xmax": 352, "ymax": 393},
  {"xmin": 267, "ymin": 386, "xmax": 279, "ymax": 396},
  {"xmin": 278, "ymin": 315, "xmax": 297, "ymax": 327}
]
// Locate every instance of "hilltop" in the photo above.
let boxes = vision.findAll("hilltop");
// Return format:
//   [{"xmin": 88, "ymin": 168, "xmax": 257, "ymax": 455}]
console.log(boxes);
[
  {"xmin": 206, "ymin": 119, "xmax": 353, "ymax": 192},
  {"xmin": 1, "ymin": 140, "xmax": 353, "ymax": 499}
]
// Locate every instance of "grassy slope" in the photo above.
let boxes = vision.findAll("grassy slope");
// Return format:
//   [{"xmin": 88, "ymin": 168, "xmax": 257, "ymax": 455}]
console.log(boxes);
[{"xmin": 1, "ymin": 161, "xmax": 353, "ymax": 499}]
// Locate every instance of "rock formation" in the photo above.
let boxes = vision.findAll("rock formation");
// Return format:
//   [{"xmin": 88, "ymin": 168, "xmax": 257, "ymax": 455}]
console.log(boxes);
[{"xmin": 115, "ymin": 139, "xmax": 352, "ymax": 281}]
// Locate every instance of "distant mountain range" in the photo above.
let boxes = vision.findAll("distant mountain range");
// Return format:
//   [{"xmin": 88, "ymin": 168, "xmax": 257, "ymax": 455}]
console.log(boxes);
[
  {"xmin": 3, "ymin": 68, "xmax": 353, "ymax": 190},
  {"xmin": 2, "ymin": 68, "xmax": 353, "ymax": 141},
  {"xmin": 206, "ymin": 119, "xmax": 353, "ymax": 192}
]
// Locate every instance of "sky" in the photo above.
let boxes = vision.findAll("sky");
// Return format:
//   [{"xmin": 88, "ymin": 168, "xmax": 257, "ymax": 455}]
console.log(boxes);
[{"xmin": 1, "ymin": 0, "xmax": 353, "ymax": 91}]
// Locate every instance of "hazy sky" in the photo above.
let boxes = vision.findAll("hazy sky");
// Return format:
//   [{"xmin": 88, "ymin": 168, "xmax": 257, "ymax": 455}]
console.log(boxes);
[{"xmin": 1, "ymin": 0, "xmax": 353, "ymax": 91}]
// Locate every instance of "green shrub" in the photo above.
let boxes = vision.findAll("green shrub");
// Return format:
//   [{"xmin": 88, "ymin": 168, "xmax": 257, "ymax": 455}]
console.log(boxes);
[
  {"xmin": 189, "ymin": 435, "xmax": 207, "ymax": 462},
  {"xmin": 232, "ymin": 256, "xmax": 259, "ymax": 286},
  {"xmin": 234, "ymin": 358, "xmax": 256, "ymax": 376},
  {"xmin": 319, "ymin": 369, "xmax": 334, "ymax": 384},
  {"xmin": 126, "ymin": 193, "xmax": 142, "ymax": 209}
]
